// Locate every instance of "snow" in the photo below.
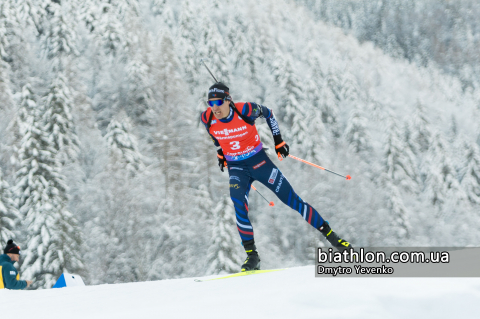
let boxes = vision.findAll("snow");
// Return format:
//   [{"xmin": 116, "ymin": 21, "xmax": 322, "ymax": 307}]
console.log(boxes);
[{"xmin": 2, "ymin": 266, "xmax": 479, "ymax": 319}]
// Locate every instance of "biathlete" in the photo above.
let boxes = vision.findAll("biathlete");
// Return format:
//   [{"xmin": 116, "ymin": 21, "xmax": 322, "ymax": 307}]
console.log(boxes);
[{"xmin": 200, "ymin": 82, "xmax": 353, "ymax": 271}]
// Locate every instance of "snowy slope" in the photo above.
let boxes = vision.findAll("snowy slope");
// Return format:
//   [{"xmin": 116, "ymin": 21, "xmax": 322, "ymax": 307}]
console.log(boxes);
[{"xmin": 1, "ymin": 266, "xmax": 479, "ymax": 319}]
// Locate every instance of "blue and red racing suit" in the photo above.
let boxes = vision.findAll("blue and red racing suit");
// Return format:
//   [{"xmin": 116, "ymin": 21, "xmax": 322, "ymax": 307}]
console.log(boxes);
[{"xmin": 201, "ymin": 102, "xmax": 325, "ymax": 242}]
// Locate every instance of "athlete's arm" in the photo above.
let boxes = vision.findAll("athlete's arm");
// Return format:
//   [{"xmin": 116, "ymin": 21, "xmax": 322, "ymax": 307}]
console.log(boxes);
[
  {"xmin": 200, "ymin": 110, "xmax": 220, "ymax": 147},
  {"xmin": 240, "ymin": 102, "xmax": 281, "ymax": 138},
  {"xmin": 241, "ymin": 102, "xmax": 289, "ymax": 159}
]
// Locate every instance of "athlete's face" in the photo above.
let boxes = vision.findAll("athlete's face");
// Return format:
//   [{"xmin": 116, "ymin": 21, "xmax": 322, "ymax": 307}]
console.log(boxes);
[{"xmin": 209, "ymin": 98, "xmax": 230, "ymax": 119}]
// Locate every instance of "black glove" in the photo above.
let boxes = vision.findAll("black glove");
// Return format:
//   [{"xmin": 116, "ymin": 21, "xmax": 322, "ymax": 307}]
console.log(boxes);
[
  {"xmin": 274, "ymin": 135, "xmax": 290, "ymax": 160},
  {"xmin": 217, "ymin": 148, "xmax": 227, "ymax": 172}
]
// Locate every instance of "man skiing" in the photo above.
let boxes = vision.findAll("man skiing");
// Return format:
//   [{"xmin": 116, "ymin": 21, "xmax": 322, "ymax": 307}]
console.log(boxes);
[
  {"xmin": 200, "ymin": 82, "xmax": 353, "ymax": 272},
  {"xmin": 0, "ymin": 239, "xmax": 32, "ymax": 289}
]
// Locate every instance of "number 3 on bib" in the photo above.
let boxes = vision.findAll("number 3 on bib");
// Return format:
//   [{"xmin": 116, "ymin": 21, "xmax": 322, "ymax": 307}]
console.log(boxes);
[{"xmin": 230, "ymin": 141, "xmax": 240, "ymax": 150}]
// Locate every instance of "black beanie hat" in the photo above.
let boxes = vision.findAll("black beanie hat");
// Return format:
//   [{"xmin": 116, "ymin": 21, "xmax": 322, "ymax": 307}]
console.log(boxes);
[
  {"xmin": 208, "ymin": 82, "xmax": 230, "ymax": 100},
  {"xmin": 4, "ymin": 239, "xmax": 21, "ymax": 255}
]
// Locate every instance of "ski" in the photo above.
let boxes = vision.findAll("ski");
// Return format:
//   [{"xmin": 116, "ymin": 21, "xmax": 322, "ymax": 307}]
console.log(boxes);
[{"xmin": 194, "ymin": 268, "xmax": 285, "ymax": 282}]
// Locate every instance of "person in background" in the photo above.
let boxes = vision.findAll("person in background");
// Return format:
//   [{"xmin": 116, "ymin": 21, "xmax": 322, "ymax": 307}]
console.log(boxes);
[{"xmin": 0, "ymin": 239, "xmax": 32, "ymax": 289}]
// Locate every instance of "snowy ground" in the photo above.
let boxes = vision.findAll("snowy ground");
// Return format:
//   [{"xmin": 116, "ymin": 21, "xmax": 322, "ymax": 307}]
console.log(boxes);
[{"xmin": 1, "ymin": 266, "xmax": 479, "ymax": 319}]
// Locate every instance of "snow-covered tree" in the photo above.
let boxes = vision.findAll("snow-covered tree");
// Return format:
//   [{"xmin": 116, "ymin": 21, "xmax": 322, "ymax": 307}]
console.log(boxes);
[
  {"xmin": 384, "ymin": 181, "xmax": 411, "ymax": 241},
  {"xmin": 344, "ymin": 104, "xmax": 371, "ymax": 153},
  {"xmin": 340, "ymin": 71, "xmax": 362, "ymax": 103},
  {"xmin": 408, "ymin": 101, "xmax": 433, "ymax": 154},
  {"xmin": 0, "ymin": 59, "xmax": 13, "ymax": 112},
  {"xmin": 15, "ymin": 85, "xmax": 83, "ymax": 289},
  {"xmin": 0, "ymin": 168, "xmax": 19, "ymax": 245},
  {"xmin": 16, "ymin": 0, "xmax": 47, "ymax": 35},
  {"xmin": 42, "ymin": 0, "xmax": 78, "ymax": 63},
  {"xmin": 459, "ymin": 140, "xmax": 480, "ymax": 205},
  {"xmin": 151, "ymin": 0, "xmax": 166, "ymax": 16},
  {"xmin": 178, "ymin": 1, "xmax": 201, "ymax": 93},
  {"xmin": 0, "ymin": 0, "xmax": 13, "ymax": 62},
  {"xmin": 42, "ymin": 73, "xmax": 80, "ymax": 163},
  {"xmin": 272, "ymin": 54, "xmax": 309, "ymax": 152},
  {"xmin": 304, "ymin": 53, "xmax": 328, "ymax": 160},
  {"xmin": 383, "ymin": 117, "xmax": 419, "ymax": 193},
  {"xmin": 199, "ymin": 19, "xmax": 230, "ymax": 84},
  {"xmin": 226, "ymin": 14, "xmax": 255, "ymax": 81},
  {"xmin": 105, "ymin": 116, "xmax": 144, "ymax": 174},
  {"xmin": 0, "ymin": 0, "xmax": 15, "ymax": 109},
  {"xmin": 124, "ymin": 55, "xmax": 154, "ymax": 125},
  {"xmin": 318, "ymin": 76, "xmax": 340, "ymax": 137},
  {"xmin": 422, "ymin": 132, "xmax": 466, "ymax": 212},
  {"xmin": 90, "ymin": 0, "xmax": 130, "ymax": 56},
  {"xmin": 152, "ymin": 0, "xmax": 175, "ymax": 29},
  {"xmin": 206, "ymin": 195, "xmax": 243, "ymax": 275}
]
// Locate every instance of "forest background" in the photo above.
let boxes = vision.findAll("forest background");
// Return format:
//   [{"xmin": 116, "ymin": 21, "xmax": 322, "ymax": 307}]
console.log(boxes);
[{"xmin": 1, "ymin": 0, "xmax": 480, "ymax": 289}]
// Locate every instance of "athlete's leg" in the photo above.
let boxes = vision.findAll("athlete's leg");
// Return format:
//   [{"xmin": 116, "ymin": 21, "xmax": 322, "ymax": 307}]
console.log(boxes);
[
  {"xmin": 248, "ymin": 151, "xmax": 352, "ymax": 250},
  {"xmin": 227, "ymin": 166, "xmax": 255, "ymax": 242},
  {"xmin": 228, "ymin": 164, "xmax": 262, "ymax": 270},
  {"xmin": 248, "ymin": 152, "xmax": 325, "ymax": 229}
]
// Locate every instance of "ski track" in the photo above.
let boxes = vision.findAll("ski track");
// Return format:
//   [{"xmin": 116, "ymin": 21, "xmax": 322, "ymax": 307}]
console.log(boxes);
[{"xmin": 1, "ymin": 266, "xmax": 479, "ymax": 319}]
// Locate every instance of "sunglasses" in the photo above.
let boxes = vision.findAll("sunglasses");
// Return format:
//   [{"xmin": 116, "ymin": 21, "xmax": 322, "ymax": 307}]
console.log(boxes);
[{"xmin": 207, "ymin": 99, "xmax": 226, "ymax": 107}]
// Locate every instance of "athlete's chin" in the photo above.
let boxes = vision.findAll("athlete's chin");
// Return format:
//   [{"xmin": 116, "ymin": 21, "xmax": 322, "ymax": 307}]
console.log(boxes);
[{"xmin": 213, "ymin": 112, "xmax": 226, "ymax": 119}]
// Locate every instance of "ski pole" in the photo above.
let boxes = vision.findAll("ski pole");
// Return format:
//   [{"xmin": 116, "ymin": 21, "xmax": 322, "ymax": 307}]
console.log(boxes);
[
  {"xmin": 251, "ymin": 185, "xmax": 275, "ymax": 207},
  {"xmin": 286, "ymin": 154, "xmax": 351, "ymax": 180}
]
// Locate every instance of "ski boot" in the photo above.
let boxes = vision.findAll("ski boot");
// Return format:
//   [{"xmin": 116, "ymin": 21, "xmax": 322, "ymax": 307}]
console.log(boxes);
[
  {"xmin": 319, "ymin": 222, "xmax": 353, "ymax": 252},
  {"xmin": 241, "ymin": 239, "xmax": 261, "ymax": 272}
]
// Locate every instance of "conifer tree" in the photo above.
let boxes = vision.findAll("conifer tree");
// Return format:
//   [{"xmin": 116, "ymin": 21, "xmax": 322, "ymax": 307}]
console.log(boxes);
[
  {"xmin": 16, "ymin": 0, "xmax": 47, "ymax": 35},
  {"xmin": 272, "ymin": 54, "xmax": 309, "ymax": 151},
  {"xmin": 43, "ymin": 73, "xmax": 80, "ymax": 163},
  {"xmin": 409, "ymin": 101, "xmax": 432, "ymax": 154},
  {"xmin": 384, "ymin": 117, "xmax": 419, "ymax": 193},
  {"xmin": 178, "ymin": 1, "xmax": 201, "ymax": 93},
  {"xmin": 0, "ymin": 1, "xmax": 12, "ymax": 62},
  {"xmin": 15, "ymin": 85, "xmax": 83, "ymax": 289},
  {"xmin": 199, "ymin": 19, "xmax": 230, "ymax": 84},
  {"xmin": 0, "ymin": 59, "xmax": 13, "ymax": 112},
  {"xmin": 380, "ymin": 117, "xmax": 420, "ymax": 241},
  {"xmin": 105, "ymin": 116, "xmax": 144, "ymax": 175},
  {"xmin": 247, "ymin": 18, "xmax": 274, "ymax": 71},
  {"xmin": 151, "ymin": 33, "xmax": 189, "ymax": 200},
  {"xmin": 0, "ymin": 168, "xmax": 19, "ymax": 245},
  {"xmin": 93, "ymin": 0, "xmax": 129, "ymax": 55},
  {"xmin": 342, "ymin": 73, "xmax": 361, "ymax": 101},
  {"xmin": 344, "ymin": 104, "xmax": 371, "ymax": 154},
  {"xmin": 0, "ymin": 1, "xmax": 14, "ymax": 110},
  {"xmin": 459, "ymin": 141, "xmax": 480, "ymax": 205},
  {"xmin": 226, "ymin": 15, "xmax": 254, "ymax": 81},
  {"xmin": 152, "ymin": 0, "xmax": 175, "ymax": 29},
  {"xmin": 125, "ymin": 55, "xmax": 154, "ymax": 125},
  {"xmin": 325, "ymin": 64, "xmax": 343, "ymax": 102},
  {"xmin": 422, "ymin": 132, "xmax": 466, "ymax": 212},
  {"xmin": 318, "ymin": 77, "xmax": 340, "ymax": 137},
  {"xmin": 151, "ymin": 0, "xmax": 166, "ymax": 16},
  {"xmin": 384, "ymin": 181, "xmax": 411, "ymax": 241},
  {"xmin": 42, "ymin": 0, "xmax": 78, "ymax": 63},
  {"xmin": 304, "ymin": 52, "xmax": 327, "ymax": 161}
]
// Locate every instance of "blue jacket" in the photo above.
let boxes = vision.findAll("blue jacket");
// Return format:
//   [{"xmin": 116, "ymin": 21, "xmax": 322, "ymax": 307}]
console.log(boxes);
[{"xmin": 0, "ymin": 254, "xmax": 27, "ymax": 290}]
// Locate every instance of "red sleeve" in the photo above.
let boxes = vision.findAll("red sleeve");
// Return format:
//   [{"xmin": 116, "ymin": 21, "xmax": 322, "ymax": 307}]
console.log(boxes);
[
  {"xmin": 235, "ymin": 102, "xmax": 248, "ymax": 116},
  {"xmin": 200, "ymin": 108, "xmax": 212, "ymax": 125}
]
